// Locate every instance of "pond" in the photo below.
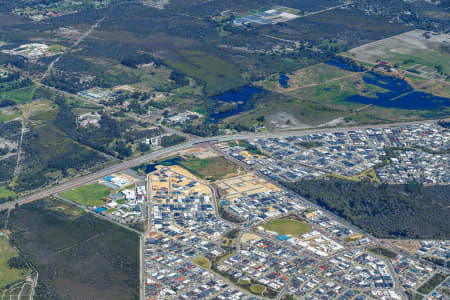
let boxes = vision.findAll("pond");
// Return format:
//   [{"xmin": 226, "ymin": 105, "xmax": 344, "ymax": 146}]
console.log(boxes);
[
  {"xmin": 279, "ymin": 73, "xmax": 290, "ymax": 88},
  {"xmin": 328, "ymin": 59, "xmax": 450, "ymax": 110},
  {"xmin": 345, "ymin": 72, "xmax": 450, "ymax": 110},
  {"xmin": 210, "ymin": 85, "xmax": 263, "ymax": 120},
  {"xmin": 135, "ymin": 157, "xmax": 180, "ymax": 174}
]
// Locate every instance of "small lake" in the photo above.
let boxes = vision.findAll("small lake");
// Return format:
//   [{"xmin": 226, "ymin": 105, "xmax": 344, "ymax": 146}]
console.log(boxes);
[
  {"xmin": 346, "ymin": 72, "xmax": 450, "ymax": 110},
  {"xmin": 328, "ymin": 59, "xmax": 450, "ymax": 111},
  {"xmin": 210, "ymin": 85, "xmax": 263, "ymax": 120},
  {"xmin": 279, "ymin": 74, "xmax": 290, "ymax": 88},
  {"xmin": 134, "ymin": 157, "xmax": 180, "ymax": 174}
]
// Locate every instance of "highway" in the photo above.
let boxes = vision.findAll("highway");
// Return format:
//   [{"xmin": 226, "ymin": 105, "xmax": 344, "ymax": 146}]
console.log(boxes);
[{"xmin": 0, "ymin": 118, "xmax": 446, "ymax": 212}]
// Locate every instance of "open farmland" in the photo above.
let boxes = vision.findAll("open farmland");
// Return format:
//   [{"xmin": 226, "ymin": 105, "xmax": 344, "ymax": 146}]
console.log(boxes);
[{"xmin": 3, "ymin": 198, "xmax": 140, "ymax": 300}]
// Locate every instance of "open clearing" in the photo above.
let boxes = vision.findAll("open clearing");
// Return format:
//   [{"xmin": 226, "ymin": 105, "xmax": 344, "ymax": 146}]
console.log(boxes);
[
  {"xmin": 178, "ymin": 156, "xmax": 241, "ymax": 181},
  {"xmin": 348, "ymin": 30, "xmax": 450, "ymax": 78},
  {"xmin": 250, "ymin": 284, "xmax": 266, "ymax": 295},
  {"xmin": 193, "ymin": 256, "xmax": 211, "ymax": 269},
  {"xmin": 60, "ymin": 183, "xmax": 111, "ymax": 207},
  {"xmin": 0, "ymin": 187, "xmax": 17, "ymax": 200},
  {"xmin": 0, "ymin": 235, "xmax": 31, "ymax": 291},
  {"xmin": 263, "ymin": 218, "xmax": 311, "ymax": 236}
]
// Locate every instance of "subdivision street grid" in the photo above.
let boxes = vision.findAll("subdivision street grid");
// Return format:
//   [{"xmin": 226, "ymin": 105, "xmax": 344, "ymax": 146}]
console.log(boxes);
[{"xmin": 2, "ymin": 119, "xmax": 449, "ymax": 300}]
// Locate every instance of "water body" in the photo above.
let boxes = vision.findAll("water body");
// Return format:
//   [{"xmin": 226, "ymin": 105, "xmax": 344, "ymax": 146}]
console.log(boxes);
[
  {"xmin": 327, "ymin": 58, "xmax": 365, "ymax": 72},
  {"xmin": 328, "ymin": 59, "xmax": 450, "ymax": 110},
  {"xmin": 346, "ymin": 72, "xmax": 450, "ymax": 110},
  {"xmin": 210, "ymin": 85, "xmax": 263, "ymax": 120},
  {"xmin": 279, "ymin": 74, "xmax": 290, "ymax": 88},
  {"xmin": 135, "ymin": 157, "xmax": 180, "ymax": 174}
]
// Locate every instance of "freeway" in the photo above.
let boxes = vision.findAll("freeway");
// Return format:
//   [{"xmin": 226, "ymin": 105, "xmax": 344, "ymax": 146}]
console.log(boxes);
[{"xmin": 0, "ymin": 118, "xmax": 446, "ymax": 212}]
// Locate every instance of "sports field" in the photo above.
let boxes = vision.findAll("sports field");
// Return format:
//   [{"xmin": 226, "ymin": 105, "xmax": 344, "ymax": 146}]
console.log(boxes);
[
  {"xmin": 263, "ymin": 218, "xmax": 311, "ymax": 236},
  {"xmin": 60, "ymin": 183, "xmax": 111, "ymax": 207}
]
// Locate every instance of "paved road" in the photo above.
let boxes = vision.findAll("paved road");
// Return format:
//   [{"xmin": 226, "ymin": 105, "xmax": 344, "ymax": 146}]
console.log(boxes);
[{"xmin": 1, "ymin": 118, "xmax": 447, "ymax": 212}]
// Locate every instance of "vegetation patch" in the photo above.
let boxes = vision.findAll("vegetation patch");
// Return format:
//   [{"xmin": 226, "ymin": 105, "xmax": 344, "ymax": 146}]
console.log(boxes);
[
  {"xmin": 250, "ymin": 284, "xmax": 266, "ymax": 295},
  {"xmin": 285, "ymin": 179, "xmax": 450, "ymax": 239},
  {"xmin": 60, "ymin": 183, "xmax": 112, "ymax": 207},
  {"xmin": 417, "ymin": 273, "xmax": 448, "ymax": 295},
  {"xmin": 165, "ymin": 50, "xmax": 244, "ymax": 96},
  {"xmin": 368, "ymin": 247, "xmax": 398, "ymax": 259},
  {"xmin": 0, "ymin": 235, "xmax": 31, "ymax": 291},
  {"xmin": 193, "ymin": 256, "xmax": 211, "ymax": 269},
  {"xmin": 0, "ymin": 187, "xmax": 17, "ymax": 202},
  {"xmin": 2, "ymin": 198, "xmax": 140, "ymax": 300}
]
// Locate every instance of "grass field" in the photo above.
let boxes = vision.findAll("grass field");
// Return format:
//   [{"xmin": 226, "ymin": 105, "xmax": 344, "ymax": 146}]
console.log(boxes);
[
  {"xmin": 263, "ymin": 218, "xmax": 311, "ymax": 236},
  {"xmin": 0, "ymin": 235, "xmax": 31, "ymax": 290},
  {"xmin": 1, "ymin": 198, "xmax": 140, "ymax": 300},
  {"xmin": 0, "ymin": 187, "xmax": 17, "ymax": 200},
  {"xmin": 60, "ymin": 183, "xmax": 111, "ymax": 207},
  {"xmin": 0, "ymin": 85, "xmax": 37, "ymax": 105},
  {"xmin": 178, "ymin": 156, "xmax": 241, "ymax": 181},
  {"xmin": 250, "ymin": 284, "xmax": 266, "ymax": 295}
]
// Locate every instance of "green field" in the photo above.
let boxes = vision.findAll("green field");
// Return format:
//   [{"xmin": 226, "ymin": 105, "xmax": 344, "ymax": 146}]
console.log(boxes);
[
  {"xmin": 263, "ymin": 218, "xmax": 311, "ymax": 236},
  {"xmin": 177, "ymin": 156, "xmax": 241, "ymax": 181},
  {"xmin": 0, "ymin": 187, "xmax": 17, "ymax": 200},
  {"xmin": 250, "ymin": 284, "xmax": 266, "ymax": 295},
  {"xmin": 0, "ymin": 85, "xmax": 37, "ymax": 105},
  {"xmin": 60, "ymin": 183, "xmax": 111, "ymax": 207},
  {"xmin": 0, "ymin": 235, "xmax": 31, "ymax": 290}
]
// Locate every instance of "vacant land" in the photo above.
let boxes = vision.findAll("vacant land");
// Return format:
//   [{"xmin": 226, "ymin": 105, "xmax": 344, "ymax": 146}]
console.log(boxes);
[
  {"xmin": 236, "ymin": 62, "xmax": 450, "ymax": 130},
  {"xmin": 417, "ymin": 273, "xmax": 448, "ymax": 295},
  {"xmin": 260, "ymin": 63, "xmax": 353, "ymax": 92},
  {"xmin": 0, "ymin": 235, "xmax": 31, "ymax": 291},
  {"xmin": 166, "ymin": 50, "xmax": 244, "ymax": 96},
  {"xmin": 177, "ymin": 156, "xmax": 241, "ymax": 181},
  {"xmin": 263, "ymin": 218, "xmax": 311, "ymax": 236},
  {"xmin": 60, "ymin": 183, "xmax": 111, "ymax": 207},
  {"xmin": 193, "ymin": 256, "xmax": 211, "ymax": 269},
  {"xmin": 368, "ymin": 247, "xmax": 398, "ymax": 259},
  {"xmin": 348, "ymin": 30, "xmax": 450, "ymax": 78},
  {"xmin": 3, "ymin": 198, "xmax": 140, "ymax": 300}
]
